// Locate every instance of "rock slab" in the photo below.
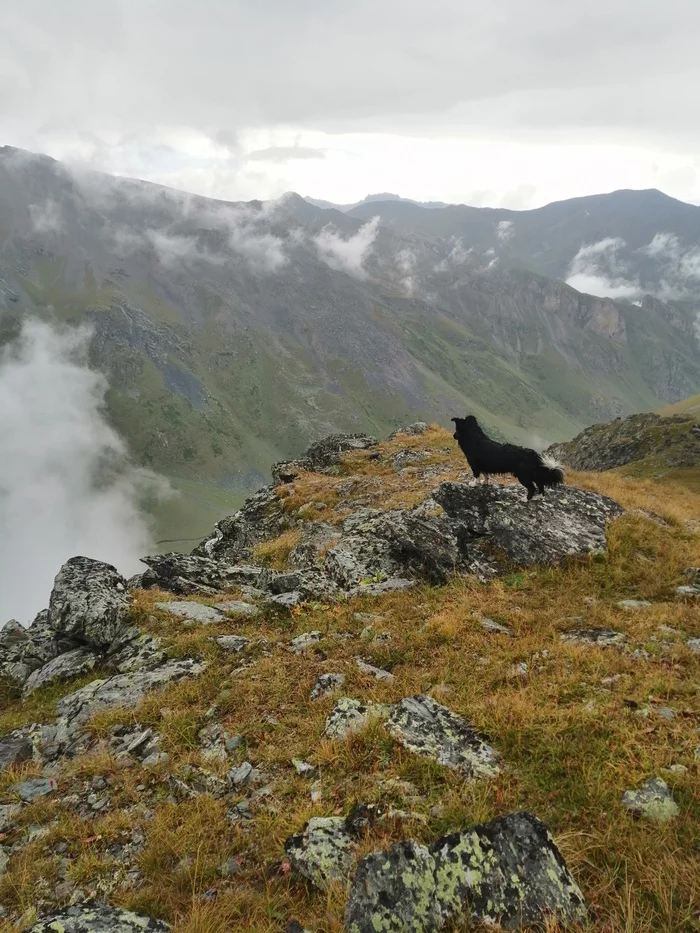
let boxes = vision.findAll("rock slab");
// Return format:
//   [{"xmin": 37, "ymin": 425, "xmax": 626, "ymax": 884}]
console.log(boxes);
[
  {"xmin": 28, "ymin": 905, "xmax": 170, "ymax": 932},
  {"xmin": 344, "ymin": 812, "xmax": 587, "ymax": 932},
  {"xmin": 48, "ymin": 556, "xmax": 131, "ymax": 649}
]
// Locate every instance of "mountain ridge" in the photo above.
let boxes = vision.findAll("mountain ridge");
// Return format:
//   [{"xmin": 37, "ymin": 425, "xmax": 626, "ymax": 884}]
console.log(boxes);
[{"xmin": 1, "ymin": 146, "xmax": 700, "ymax": 545}]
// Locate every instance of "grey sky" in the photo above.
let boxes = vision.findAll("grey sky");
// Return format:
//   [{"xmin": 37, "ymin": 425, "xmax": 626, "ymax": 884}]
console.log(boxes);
[{"xmin": 2, "ymin": 0, "xmax": 700, "ymax": 206}]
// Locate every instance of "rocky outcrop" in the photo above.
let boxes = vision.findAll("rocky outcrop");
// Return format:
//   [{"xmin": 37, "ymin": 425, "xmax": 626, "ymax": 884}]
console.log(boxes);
[
  {"xmin": 28, "ymin": 905, "xmax": 170, "ymax": 933},
  {"xmin": 622, "ymin": 777, "xmax": 679, "ymax": 822},
  {"xmin": 547, "ymin": 412, "xmax": 700, "ymax": 472},
  {"xmin": 55, "ymin": 659, "xmax": 206, "ymax": 729},
  {"xmin": 344, "ymin": 812, "xmax": 587, "ymax": 932},
  {"xmin": 285, "ymin": 817, "xmax": 357, "ymax": 889},
  {"xmin": 146, "ymin": 480, "xmax": 623, "ymax": 607},
  {"xmin": 48, "ymin": 557, "xmax": 131, "ymax": 649},
  {"xmin": 272, "ymin": 434, "xmax": 378, "ymax": 485},
  {"xmin": 0, "ymin": 613, "xmax": 65, "ymax": 686}
]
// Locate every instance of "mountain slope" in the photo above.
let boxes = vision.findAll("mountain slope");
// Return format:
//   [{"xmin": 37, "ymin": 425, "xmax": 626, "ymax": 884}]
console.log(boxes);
[{"xmin": 1, "ymin": 146, "xmax": 700, "ymax": 544}]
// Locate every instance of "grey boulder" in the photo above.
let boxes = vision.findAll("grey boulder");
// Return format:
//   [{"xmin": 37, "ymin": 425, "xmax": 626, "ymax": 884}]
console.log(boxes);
[
  {"xmin": 55, "ymin": 659, "xmax": 205, "ymax": 729},
  {"xmin": 386, "ymin": 695, "xmax": 500, "ymax": 780},
  {"xmin": 22, "ymin": 647, "xmax": 98, "ymax": 697},
  {"xmin": 344, "ymin": 812, "xmax": 587, "ymax": 932},
  {"xmin": 0, "ymin": 734, "xmax": 33, "ymax": 772},
  {"xmin": 28, "ymin": 905, "xmax": 169, "ymax": 932},
  {"xmin": 285, "ymin": 816, "xmax": 356, "ymax": 889},
  {"xmin": 48, "ymin": 556, "xmax": 130, "ymax": 649},
  {"xmin": 622, "ymin": 777, "xmax": 679, "ymax": 822}
]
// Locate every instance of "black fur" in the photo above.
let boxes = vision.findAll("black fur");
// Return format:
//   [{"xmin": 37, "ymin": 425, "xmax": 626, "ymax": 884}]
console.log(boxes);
[{"xmin": 451, "ymin": 415, "xmax": 564, "ymax": 501}]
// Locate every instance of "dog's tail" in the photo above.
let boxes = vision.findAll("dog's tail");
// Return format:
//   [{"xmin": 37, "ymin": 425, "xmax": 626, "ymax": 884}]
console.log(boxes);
[{"xmin": 535, "ymin": 454, "xmax": 565, "ymax": 488}]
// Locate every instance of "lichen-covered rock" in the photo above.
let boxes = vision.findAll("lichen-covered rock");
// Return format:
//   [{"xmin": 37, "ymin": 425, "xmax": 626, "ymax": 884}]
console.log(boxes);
[
  {"xmin": 285, "ymin": 816, "xmax": 356, "ymax": 889},
  {"xmin": 345, "ymin": 840, "xmax": 441, "ymax": 933},
  {"xmin": 55, "ymin": 659, "xmax": 205, "ymax": 729},
  {"xmin": 386, "ymin": 696, "xmax": 500, "ymax": 780},
  {"xmin": 344, "ymin": 812, "xmax": 587, "ymax": 933},
  {"xmin": 215, "ymin": 635, "xmax": 251, "ymax": 653},
  {"xmin": 14, "ymin": 776, "xmax": 57, "ymax": 802},
  {"xmin": 310, "ymin": 672, "xmax": 346, "ymax": 700},
  {"xmin": 27, "ymin": 904, "xmax": 170, "ymax": 932},
  {"xmin": 622, "ymin": 777, "xmax": 679, "ymax": 821},
  {"xmin": 355, "ymin": 658, "xmax": 394, "ymax": 681},
  {"xmin": 214, "ymin": 599, "xmax": 261, "ymax": 618},
  {"xmin": 0, "ymin": 733, "xmax": 33, "ymax": 772},
  {"xmin": 193, "ymin": 486, "xmax": 293, "ymax": 564},
  {"xmin": 0, "ymin": 804, "xmax": 21, "ymax": 833},
  {"xmin": 22, "ymin": 647, "xmax": 98, "ymax": 696},
  {"xmin": 139, "ymin": 553, "xmax": 261, "ymax": 595},
  {"xmin": 560, "ymin": 627, "xmax": 627, "ymax": 647},
  {"xmin": 433, "ymin": 482, "xmax": 623, "ymax": 571},
  {"xmin": 155, "ymin": 601, "xmax": 224, "ymax": 625},
  {"xmin": 688, "ymin": 638, "xmax": 700, "ymax": 653},
  {"xmin": 290, "ymin": 631, "xmax": 323, "ymax": 653},
  {"xmin": 325, "ymin": 697, "xmax": 388, "ymax": 739},
  {"xmin": 48, "ymin": 557, "xmax": 131, "ymax": 649},
  {"xmin": 0, "ymin": 612, "xmax": 63, "ymax": 685},
  {"xmin": 430, "ymin": 812, "xmax": 587, "ymax": 930},
  {"xmin": 478, "ymin": 615, "xmax": 514, "ymax": 636}
]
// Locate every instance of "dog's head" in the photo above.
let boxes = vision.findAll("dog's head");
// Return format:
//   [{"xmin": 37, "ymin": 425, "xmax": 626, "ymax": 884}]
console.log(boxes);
[{"xmin": 451, "ymin": 415, "xmax": 477, "ymax": 439}]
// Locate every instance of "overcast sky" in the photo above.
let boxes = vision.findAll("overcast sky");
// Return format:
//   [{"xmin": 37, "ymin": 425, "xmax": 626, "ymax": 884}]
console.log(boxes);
[{"xmin": 3, "ymin": 0, "xmax": 700, "ymax": 208}]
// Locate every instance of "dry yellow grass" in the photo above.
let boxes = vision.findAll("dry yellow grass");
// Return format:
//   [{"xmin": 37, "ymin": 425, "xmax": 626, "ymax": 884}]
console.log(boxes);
[{"xmin": 1, "ymin": 427, "xmax": 699, "ymax": 932}]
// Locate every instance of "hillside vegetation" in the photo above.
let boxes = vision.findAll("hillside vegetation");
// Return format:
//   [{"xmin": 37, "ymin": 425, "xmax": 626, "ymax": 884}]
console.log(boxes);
[{"xmin": 0, "ymin": 425, "xmax": 698, "ymax": 932}]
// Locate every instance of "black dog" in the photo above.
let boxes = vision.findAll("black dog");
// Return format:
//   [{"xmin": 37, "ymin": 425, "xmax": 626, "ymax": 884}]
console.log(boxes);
[{"xmin": 451, "ymin": 415, "xmax": 564, "ymax": 501}]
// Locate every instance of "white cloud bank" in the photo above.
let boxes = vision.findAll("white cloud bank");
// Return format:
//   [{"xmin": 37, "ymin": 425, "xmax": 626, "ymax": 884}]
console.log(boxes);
[
  {"xmin": 313, "ymin": 216, "xmax": 379, "ymax": 277},
  {"xmin": 566, "ymin": 233, "xmax": 700, "ymax": 303},
  {"xmin": 0, "ymin": 320, "xmax": 167, "ymax": 626}
]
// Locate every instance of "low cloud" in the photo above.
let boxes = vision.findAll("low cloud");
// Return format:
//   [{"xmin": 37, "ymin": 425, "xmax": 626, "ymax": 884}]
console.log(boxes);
[
  {"xmin": 28, "ymin": 198, "xmax": 63, "ymax": 233},
  {"xmin": 0, "ymin": 320, "xmax": 168, "ymax": 626},
  {"xmin": 435, "ymin": 237, "xmax": 471, "ymax": 272},
  {"xmin": 565, "ymin": 237, "xmax": 644, "ymax": 300},
  {"xmin": 395, "ymin": 247, "xmax": 418, "ymax": 296},
  {"xmin": 566, "ymin": 233, "xmax": 700, "ymax": 305},
  {"xmin": 496, "ymin": 219, "xmax": 515, "ymax": 243},
  {"xmin": 313, "ymin": 216, "xmax": 379, "ymax": 277}
]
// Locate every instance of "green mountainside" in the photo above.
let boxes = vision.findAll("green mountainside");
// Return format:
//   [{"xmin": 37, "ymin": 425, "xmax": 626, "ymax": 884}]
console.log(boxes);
[{"xmin": 1, "ymin": 147, "xmax": 700, "ymax": 545}]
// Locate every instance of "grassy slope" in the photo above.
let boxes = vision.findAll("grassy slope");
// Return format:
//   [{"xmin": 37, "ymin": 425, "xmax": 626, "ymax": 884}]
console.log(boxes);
[
  {"xmin": 661, "ymin": 394, "xmax": 700, "ymax": 420},
  {"xmin": 1, "ymin": 428, "xmax": 699, "ymax": 932}
]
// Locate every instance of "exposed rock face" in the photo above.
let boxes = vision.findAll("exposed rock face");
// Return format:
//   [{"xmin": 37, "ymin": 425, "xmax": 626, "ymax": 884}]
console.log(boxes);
[
  {"xmin": 622, "ymin": 777, "xmax": 679, "ymax": 822},
  {"xmin": 0, "ymin": 612, "xmax": 65, "ymax": 686},
  {"xmin": 0, "ymin": 734, "xmax": 33, "ymax": 772},
  {"xmin": 48, "ymin": 557, "xmax": 131, "ymax": 649},
  {"xmin": 272, "ymin": 434, "xmax": 378, "ymax": 486},
  {"xmin": 139, "ymin": 553, "xmax": 260, "ymax": 595},
  {"xmin": 155, "ymin": 601, "xmax": 224, "ymax": 625},
  {"xmin": 344, "ymin": 812, "xmax": 587, "ymax": 932},
  {"xmin": 27, "ymin": 905, "xmax": 170, "ymax": 933},
  {"xmin": 285, "ymin": 816, "xmax": 356, "ymax": 889},
  {"xmin": 560, "ymin": 627, "xmax": 627, "ymax": 647},
  {"xmin": 193, "ymin": 486, "xmax": 293, "ymax": 564},
  {"xmin": 22, "ymin": 647, "xmax": 98, "ymax": 696},
  {"xmin": 325, "ymin": 698, "xmax": 387, "ymax": 740},
  {"xmin": 547, "ymin": 412, "xmax": 700, "ymax": 472},
  {"xmin": 386, "ymin": 696, "xmax": 500, "ymax": 780},
  {"xmin": 55, "ymin": 660, "xmax": 206, "ymax": 729}
]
